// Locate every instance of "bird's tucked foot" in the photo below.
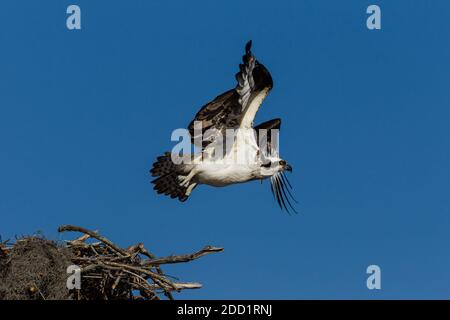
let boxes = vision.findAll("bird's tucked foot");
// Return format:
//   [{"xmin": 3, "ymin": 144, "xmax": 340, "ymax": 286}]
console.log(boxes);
[
  {"xmin": 178, "ymin": 176, "xmax": 191, "ymax": 187},
  {"xmin": 178, "ymin": 170, "xmax": 197, "ymax": 187}
]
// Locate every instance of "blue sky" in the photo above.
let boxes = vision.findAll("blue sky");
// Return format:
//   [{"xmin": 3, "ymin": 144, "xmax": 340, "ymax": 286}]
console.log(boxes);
[{"xmin": 1, "ymin": 0, "xmax": 450, "ymax": 299}]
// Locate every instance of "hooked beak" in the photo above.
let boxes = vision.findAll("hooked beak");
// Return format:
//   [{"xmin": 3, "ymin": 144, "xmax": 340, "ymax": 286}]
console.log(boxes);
[{"xmin": 284, "ymin": 163, "xmax": 293, "ymax": 172}]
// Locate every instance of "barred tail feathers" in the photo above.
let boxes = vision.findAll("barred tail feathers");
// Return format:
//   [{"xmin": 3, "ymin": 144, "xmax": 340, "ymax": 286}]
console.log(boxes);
[{"xmin": 150, "ymin": 152, "xmax": 195, "ymax": 202}]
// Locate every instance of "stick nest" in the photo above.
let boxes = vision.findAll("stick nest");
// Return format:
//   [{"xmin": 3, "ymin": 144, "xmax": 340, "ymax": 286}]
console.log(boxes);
[{"xmin": 0, "ymin": 225, "xmax": 223, "ymax": 300}]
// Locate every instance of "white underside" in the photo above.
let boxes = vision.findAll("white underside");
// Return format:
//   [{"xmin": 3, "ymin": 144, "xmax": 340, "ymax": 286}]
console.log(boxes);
[{"xmin": 191, "ymin": 128, "xmax": 261, "ymax": 187}]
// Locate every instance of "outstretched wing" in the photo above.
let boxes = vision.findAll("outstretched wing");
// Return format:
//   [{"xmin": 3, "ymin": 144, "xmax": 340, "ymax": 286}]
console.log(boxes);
[{"xmin": 188, "ymin": 40, "xmax": 273, "ymax": 149}]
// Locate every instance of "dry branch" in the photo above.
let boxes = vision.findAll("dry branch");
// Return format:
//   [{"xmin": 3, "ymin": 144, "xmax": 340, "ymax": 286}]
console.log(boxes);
[
  {"xmin": 58, "ymin": 225, "xmax": 129, "ymax": 257},
  {"xmin": 142, "ymin": 246, "xmax": 224, "ymax": 265}
]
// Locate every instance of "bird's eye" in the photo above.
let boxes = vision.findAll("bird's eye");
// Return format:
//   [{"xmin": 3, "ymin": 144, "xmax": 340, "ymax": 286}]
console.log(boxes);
[{"xmin": 279, "ymin": 160, "xmax": 286, "ymax": 166}]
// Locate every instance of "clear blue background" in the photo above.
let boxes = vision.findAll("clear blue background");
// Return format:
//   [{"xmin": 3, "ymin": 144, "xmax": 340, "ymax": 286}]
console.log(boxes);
[{"xmin": 1, "ymin": 0, "xmax": 450, "ymax": 299}]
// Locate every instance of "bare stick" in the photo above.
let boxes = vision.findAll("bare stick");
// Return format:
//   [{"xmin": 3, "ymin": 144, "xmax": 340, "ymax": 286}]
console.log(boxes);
[
  {"xmin": 143, "ymin": 245, "xmax": 224, "ymax": 265},
  {"xmin": 58, "ymin": 225, "xmax": 129, "ymax": 257},
  {"xmin": 146, "ymin": 282, "xmax": 202, "ymax": 291}
]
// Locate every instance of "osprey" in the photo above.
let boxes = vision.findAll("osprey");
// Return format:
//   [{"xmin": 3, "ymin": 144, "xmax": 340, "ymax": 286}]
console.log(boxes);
[{"xmin": 150, "ymin": 41, "xmax": 297, "ymax": 213}]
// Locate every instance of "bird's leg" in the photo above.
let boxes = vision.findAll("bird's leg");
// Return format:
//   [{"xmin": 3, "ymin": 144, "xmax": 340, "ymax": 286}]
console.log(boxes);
[{"xmin": 178, "ymin": 168, "xmax": 198, "ymax": 187}]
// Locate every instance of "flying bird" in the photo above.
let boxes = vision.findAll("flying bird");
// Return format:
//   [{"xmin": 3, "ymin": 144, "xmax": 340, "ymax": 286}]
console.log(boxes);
[{"xmin": 150, "ymin": 41, "xmax": 297, "ymax": 212}]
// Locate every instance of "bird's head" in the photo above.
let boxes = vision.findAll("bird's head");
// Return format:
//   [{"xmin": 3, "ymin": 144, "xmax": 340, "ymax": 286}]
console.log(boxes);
[{"xmin": 259, "ymin": 158, "xmax": 292, "ymax": 177}]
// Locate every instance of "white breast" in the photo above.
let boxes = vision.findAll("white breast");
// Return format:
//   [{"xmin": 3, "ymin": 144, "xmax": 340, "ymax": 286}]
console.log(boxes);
[
  {"xmin": 195, "ymin": 163, "xmax": 256, "ymax": 187},
  {"xmin": 194, "ymin": 116, "xmax": 262, "ymax": 187}
]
